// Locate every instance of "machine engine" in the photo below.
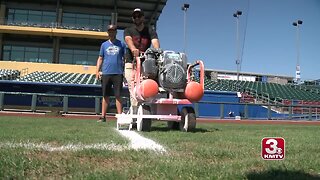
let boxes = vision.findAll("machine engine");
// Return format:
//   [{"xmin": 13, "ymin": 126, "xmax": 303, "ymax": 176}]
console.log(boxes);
[
  {"xmin": 141, "ymin": 48, "xmax": 159, "ymax": 79},
  {"xmin": 141, "ymin": 49, "xmax": 188, "ymax": 92},
  {"xmin": 158, "ymin": 51, "xmax": 187, "ymax": 91}
]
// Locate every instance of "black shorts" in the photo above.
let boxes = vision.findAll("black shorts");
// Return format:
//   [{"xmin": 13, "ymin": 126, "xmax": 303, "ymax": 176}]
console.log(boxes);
[{"xmin": 101, "ymin": 74, "xmax": 123, "ymax": 97}]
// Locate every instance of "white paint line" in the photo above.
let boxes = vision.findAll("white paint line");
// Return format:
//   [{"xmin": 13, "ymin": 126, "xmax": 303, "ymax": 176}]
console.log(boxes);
[
  {"xmin": 0, "ymin": 131, "xmax": 166, "ymax": 153},
  {"xmin": 117, "ymin": 130, "xmax": 166, "ymax": 153},
  {"xmin": 0, "ymin": 142, "xmax": 128, "ymax": 152}
]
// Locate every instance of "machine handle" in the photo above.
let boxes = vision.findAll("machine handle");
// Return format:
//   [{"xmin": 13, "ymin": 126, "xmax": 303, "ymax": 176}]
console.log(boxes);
[
  {"xmin": 131, "ymin": 56, "xmax": 144, "ymax": 101},
  {"xmin": 187, "ymin": 60, "xmax": 205, "ymax": 89}
]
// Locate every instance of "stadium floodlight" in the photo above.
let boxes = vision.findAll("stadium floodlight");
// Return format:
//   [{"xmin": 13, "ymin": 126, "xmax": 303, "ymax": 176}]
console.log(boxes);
[
  {"xmin": 233, "ymin": 10, "xmax": 242, "ymax": 17},
  {"xmin": 182, "ymin": 3, "xmax": 190, "ymax": 10},
  {"xmin": 292, "ymin": 19, "xmax": 303, "ymax": 84},
  {"xmin": 233, "ymin": 10, "xmax": 242, "ymax": 81},
  {"xmin": 292, "ymin": 20, "xmax": 302, "ymax": 26},
  {"xmin": 182, "ymin": 3, "xmax": 190, "ymax": 54}
]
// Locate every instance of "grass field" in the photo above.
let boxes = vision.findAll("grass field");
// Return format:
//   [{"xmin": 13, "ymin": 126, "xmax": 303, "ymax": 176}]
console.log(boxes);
[{"xmin": 0, "ymin": 115, "xmax": 319, "ymax": 179}]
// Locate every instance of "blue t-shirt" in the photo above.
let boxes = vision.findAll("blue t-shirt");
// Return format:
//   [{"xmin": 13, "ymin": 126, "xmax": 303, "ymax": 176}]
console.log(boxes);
[{"xmin": 99, "ymin": 39, "xmax": 125, "ymax": 75}]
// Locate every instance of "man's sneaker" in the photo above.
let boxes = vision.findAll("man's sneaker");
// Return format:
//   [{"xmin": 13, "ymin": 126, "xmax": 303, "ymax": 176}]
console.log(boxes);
[{"xmin": 97, "ymin": 116, "xmax": 106, "ymax": 122}]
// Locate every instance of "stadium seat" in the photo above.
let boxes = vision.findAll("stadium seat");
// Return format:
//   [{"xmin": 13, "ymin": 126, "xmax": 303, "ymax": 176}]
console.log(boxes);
[
  {"xmin": 0, "ymin": 69, "xmax": 20, "ymax": 80},
  {"xmin": 13, "ymin": 71, "xmax": 102, "ymax": 85}
]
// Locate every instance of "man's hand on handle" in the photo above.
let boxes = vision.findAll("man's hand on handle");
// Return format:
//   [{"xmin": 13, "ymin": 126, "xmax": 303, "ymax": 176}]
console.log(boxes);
[{"xmin": 131, "ymin": 48, "xmax": 140, "ymax": 57}]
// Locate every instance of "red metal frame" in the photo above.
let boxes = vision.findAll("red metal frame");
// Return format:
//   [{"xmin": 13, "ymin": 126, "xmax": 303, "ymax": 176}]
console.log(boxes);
[{"xmin": 117, "ymin": 55, "xmax": 205, "ymax": 130}]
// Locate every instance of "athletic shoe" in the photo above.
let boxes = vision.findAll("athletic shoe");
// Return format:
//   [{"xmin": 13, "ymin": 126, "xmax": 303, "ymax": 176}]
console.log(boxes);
[{"xmin": 97, "ymin": 116, "xmax": 106, "ymax": 122}]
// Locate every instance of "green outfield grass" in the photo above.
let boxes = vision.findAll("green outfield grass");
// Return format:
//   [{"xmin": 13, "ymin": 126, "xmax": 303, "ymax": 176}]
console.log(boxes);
[{"xmin": 0, "ymin": 115, "xmax": 319, "ymax": 179}]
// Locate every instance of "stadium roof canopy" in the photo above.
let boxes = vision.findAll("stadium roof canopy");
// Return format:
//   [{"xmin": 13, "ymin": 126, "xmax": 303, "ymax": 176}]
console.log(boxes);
[
  {"xmin": 103, "ymin": 0, "xmax": 167, "ymax": 29},
  {"xmin": 22, "ymin": 0, "xmax": 168, "ymax": 30}
]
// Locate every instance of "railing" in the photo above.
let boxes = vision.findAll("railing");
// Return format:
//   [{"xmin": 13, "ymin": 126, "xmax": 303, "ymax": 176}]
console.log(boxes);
[
  {"xmin": 0, "ymin": 20, "xmax": 108, "ymax": 40},
  {"xmin": 261, "ymin": 92, "xmax": 270, "ymax": 104},
  {"xmin": 3, "ymin": 20, "xmax": 106, "ymax": 32},
  {"xmin": 1, "ymin": 91, "xmax": 319, "ymax": 121},
  {"xmin": 0, "ymin": 91, "xmax": 129, "ymax": 115},
  {"xmin": 194, "ymin": 100, "xmax": 320, "ymax": 121},
  {"xmin": 20, "ymin": 68, "xmax": 28, "ymax": 77}
]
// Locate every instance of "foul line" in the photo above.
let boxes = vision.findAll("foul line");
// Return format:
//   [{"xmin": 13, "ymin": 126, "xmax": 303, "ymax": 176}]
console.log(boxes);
[
  {"xmin": 117, "ymin": 129, "xmax": 166, "ymax": 153},
  {"xmin": 0, "ymin": 142, "xmax": 128, "ymax": 152},
  {"xmin": 0, "ymin": 130, "xmax": 166, "ymax": 153}
]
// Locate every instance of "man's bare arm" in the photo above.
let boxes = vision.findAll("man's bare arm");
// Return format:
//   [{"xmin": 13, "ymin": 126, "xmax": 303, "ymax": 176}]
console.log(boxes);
[
  {"xmin": 95, "ymin": 56, "xmax": 103, "ymax": 79},
  {"xmin": 151, "ymin": 38, "xmax": 160, "ymax": 49},
  {"xmin": 125, "ymin": 36, "xmax": 139, "ymax": 57}
]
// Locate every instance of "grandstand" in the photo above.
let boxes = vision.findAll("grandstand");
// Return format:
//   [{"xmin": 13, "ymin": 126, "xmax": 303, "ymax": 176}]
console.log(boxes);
[
  {"xmin": 16, "ymin": 71, "xmax": 100, "ymax": 85},
  {"xmin": 201, "ymin": 78, "xmax": 320, "ymax": 102},
  {"xmin": 0, "ymin": 0, "xmax": 167, "ymax": 113},
  {"xmin": 0, "ymin": 69, "xmax": 20, "ymax": 80},
  {"xmin": 184, "ymin": 67, "xmax": 320, "ymax": 117},
  {"xmin": 0, "ymin": 0, "xmax": 167, "ymax": 65},
  {"xmin": 0, "ymin": 0, "xmax": 319, "ymax": 119}
]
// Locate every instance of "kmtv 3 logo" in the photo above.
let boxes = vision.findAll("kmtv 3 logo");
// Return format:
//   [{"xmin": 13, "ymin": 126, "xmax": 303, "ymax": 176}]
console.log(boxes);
[{"xmin": 261, "ymin": 137, "xmax": 285, "ymax": 160}]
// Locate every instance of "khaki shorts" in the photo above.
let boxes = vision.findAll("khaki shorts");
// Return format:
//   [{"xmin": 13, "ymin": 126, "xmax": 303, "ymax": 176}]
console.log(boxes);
[{"xmin": 124, "ymin": 63, "xmax": 137, "ymax": 106}]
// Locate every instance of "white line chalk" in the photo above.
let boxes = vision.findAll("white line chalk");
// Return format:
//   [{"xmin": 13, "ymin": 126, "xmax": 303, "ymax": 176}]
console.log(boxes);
[
  {"xmin": 0, "ymin": 142, "xmax": 127, "ymax": 152},
  {"xmin": 117, "ymin": 130, "xmax": 166, "ymax": 153}
]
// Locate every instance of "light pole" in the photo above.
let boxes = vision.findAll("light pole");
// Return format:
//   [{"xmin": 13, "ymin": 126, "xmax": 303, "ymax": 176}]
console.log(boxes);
[
  {"xmin": 293, "ymin": 20, "xmax": 302, "ymax": 84},
  {"xmin": 182, "ymin": 3, "xmax": 190, "ymax": 54},
  {"xmin": 233, "ymin": 10, "xmax": 242, "ymax": 81}
]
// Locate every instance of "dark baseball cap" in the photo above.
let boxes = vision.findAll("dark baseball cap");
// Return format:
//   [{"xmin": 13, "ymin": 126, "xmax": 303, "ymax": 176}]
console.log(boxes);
[{"xmin": 132, "ymin": 8, "xmax": 144, "ymax": 16}]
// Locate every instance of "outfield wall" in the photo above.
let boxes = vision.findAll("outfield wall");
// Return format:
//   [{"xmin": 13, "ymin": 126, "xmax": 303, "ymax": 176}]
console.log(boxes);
[
  {"xmin": 0, "ymin": 80, "xmax": 129, "ymax": 113},
  {"xmin": 198, "ymin": 91, "xmax": 285, "ymax": 119},
  {"xmin": 199, "ymin": 91, "xmax": 241, "ymax": 117},
  {"xmin": 0, "ymin": 80, "xmax": 303, "ymax": 119}
]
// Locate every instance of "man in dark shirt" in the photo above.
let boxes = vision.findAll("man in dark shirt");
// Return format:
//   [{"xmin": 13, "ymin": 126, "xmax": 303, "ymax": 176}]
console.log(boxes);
[{"xmin": 124, "ymin": 8, "xmax": 160, "ymax": 107}]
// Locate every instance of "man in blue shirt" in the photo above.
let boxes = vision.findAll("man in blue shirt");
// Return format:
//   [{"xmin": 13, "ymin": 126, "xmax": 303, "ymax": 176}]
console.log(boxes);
[{"xmin": 96, "ymin": 24, "xmax": 125, "ymax": 122}]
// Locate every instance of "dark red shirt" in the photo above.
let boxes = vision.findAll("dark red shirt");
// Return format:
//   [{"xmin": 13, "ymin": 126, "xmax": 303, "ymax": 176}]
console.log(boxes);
[{"xmin": 124, "ymin": 26, "xmax": 158, "ymax": 63}]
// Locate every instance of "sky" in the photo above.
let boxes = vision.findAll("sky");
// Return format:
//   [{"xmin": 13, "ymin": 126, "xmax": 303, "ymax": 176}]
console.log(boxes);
[
  {"xmin": 120, "ymin": 0, "xmax": 320, "ymax": 81},
  {"xmin": 157, "ymin": 0, "xmax": 320, "ymax": 80}
]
